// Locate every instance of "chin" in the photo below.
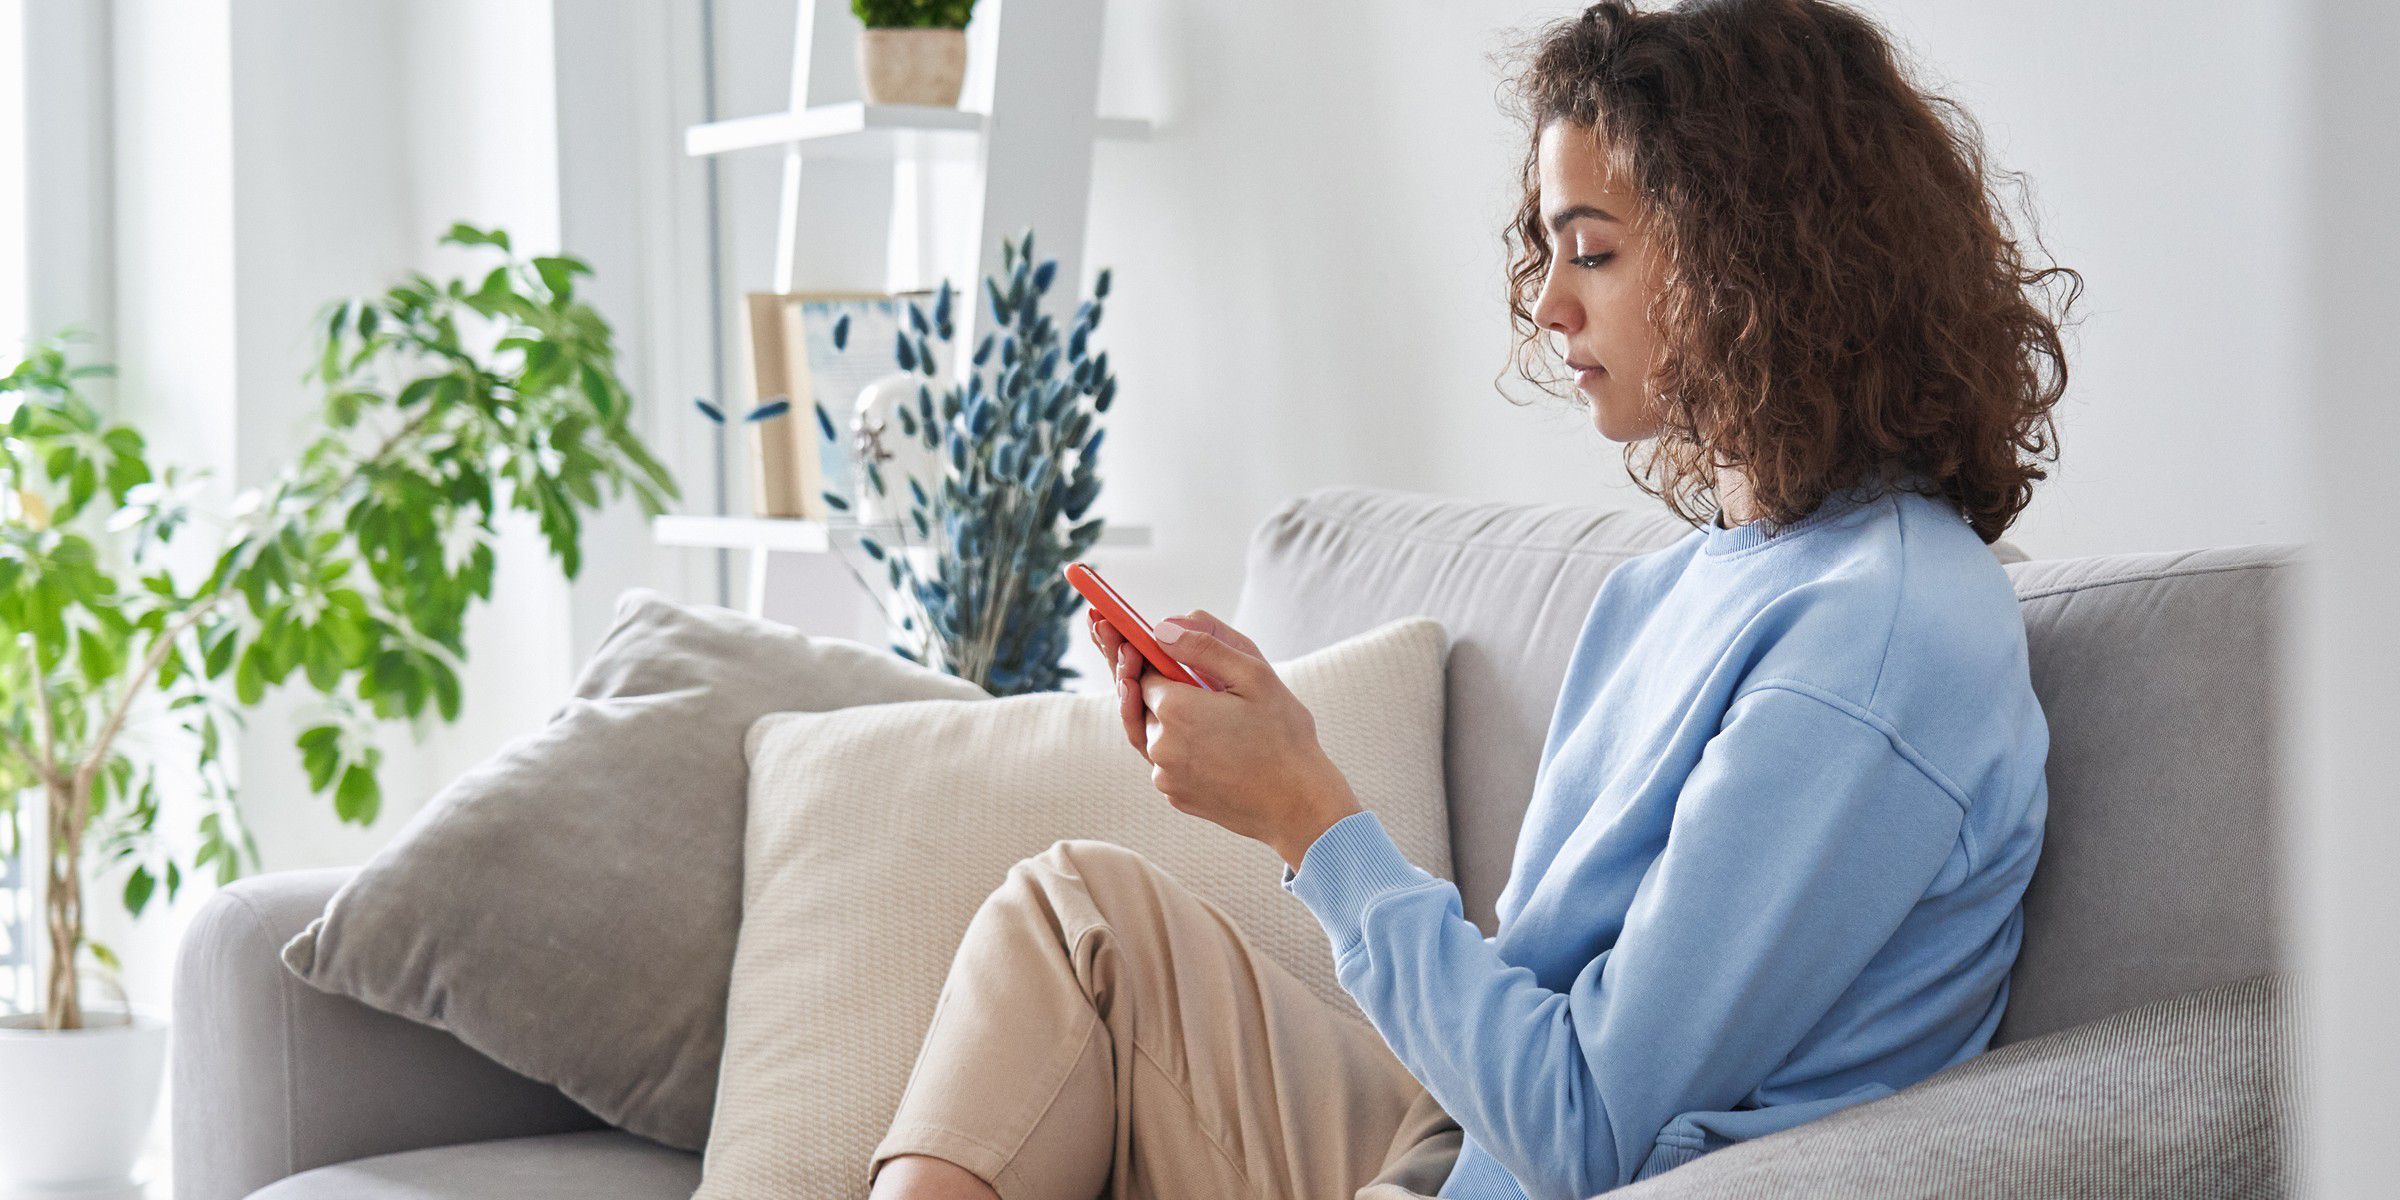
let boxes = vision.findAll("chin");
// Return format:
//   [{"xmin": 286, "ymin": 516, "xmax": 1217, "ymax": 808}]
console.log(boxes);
[
  {"xmin": 1579, "ymin": 381, "xmax": 1660, "ymax": 443},
  {"xmin": 1589, "ymin": 402, "xmax": 1654, "ymax": 444}
]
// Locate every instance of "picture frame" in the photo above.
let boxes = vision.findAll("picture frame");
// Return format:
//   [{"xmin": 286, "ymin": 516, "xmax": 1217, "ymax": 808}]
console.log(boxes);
[{"xmin": 739, "ymin": 288, "xmax": 938, "ymax": 520}]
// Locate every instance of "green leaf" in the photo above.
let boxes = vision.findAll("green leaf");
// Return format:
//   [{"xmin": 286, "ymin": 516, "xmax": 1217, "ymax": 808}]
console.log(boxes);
[
  {"xmin": 203, "ymin": 626, "xmax": 239, "ymax": 677},
  {"xmin": 324, "ymin": 609, "xmax": 369, "ymax": 664},
  {"xmin": 562, "ymin": 467, "xmax": 600, "ymax": 507},
  {"xmin": 234, "ymin": 643, "xmax": 267, "ymax": 705},
  {"xmin": 74, "ymin": 627, "xmax": 119, "ymax": 684},
  {"xmin": 327, "ymin": 389, "xmax": 376, "ymax": 428},
  {"xmin": 476, "ymin": 264, "xmax": 513, "ymax": 303},
  {"xmin": 319, "ymin": 300, "xmax": 352, "ymax": 381},
  {"xmin": 123, "ymin": 866, "xmax": 155, "ymax": 916},
  {"xmin": 396, "ymin": 376, "xmax": 441, "ymax": 409},
  {"xmin": 577, "ymin": 366, "xmax": 618, "ymax": 420},
  {"xmin": 533, "ymin": 256, "xmax": 576, "ymax": 304},
  {"xmin": 430, "ymin": 661, "xmax": 462, "ymax": 721},
  {"xmin": 303, "ymin": 631, "xmax": 342, "ymax": 691},
  {"xmin": 299, "ymin": 725, "xmax": 340, "ymax": 791},
  {"xmin": 334, "ymin": 763, "xmax": 380, "ymax": 825},
  {"xmin": 441, "ymin": 222, "xmax": 508, "ymax": 253}
]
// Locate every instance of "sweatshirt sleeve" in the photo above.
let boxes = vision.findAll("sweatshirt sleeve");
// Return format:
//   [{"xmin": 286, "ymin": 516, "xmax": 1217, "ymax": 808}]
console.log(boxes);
[{"xmin": 1279, "ymin": 682, "xmax": 1969, "ymax": 1200}]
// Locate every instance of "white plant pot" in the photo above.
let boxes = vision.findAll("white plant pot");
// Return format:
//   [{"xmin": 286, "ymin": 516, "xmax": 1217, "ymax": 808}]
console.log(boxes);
[
  {"xmin": 857, "ymin": 27, "xmax": 968, "ymax": 108},
  {"xmin": 0, "ymin": 1007, "xmax": 169, "ymax": 1200}
]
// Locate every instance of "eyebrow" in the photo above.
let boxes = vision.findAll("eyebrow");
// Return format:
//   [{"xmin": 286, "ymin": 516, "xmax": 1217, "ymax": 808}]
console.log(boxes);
[{"xmin": 1545, "ymin": 204, "xmax": 1620, "ymax": 236}]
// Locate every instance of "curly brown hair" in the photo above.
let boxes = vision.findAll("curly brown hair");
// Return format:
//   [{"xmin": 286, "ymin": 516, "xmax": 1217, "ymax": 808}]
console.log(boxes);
[{"xmin": 1494, "ymin": 0, "xmax": 2083, "ymax": 544}]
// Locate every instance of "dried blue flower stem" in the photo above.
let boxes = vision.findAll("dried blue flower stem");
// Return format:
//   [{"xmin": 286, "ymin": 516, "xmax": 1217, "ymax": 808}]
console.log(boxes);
[{"xmin": 814, "ymin": 227, "xmax": 1116, "ymax": 694}]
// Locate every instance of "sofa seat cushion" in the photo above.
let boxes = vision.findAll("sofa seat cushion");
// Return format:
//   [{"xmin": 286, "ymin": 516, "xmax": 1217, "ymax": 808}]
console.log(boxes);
[
  {"xmin": 1610, "ymin": 970, "xmax": 2300, "ymax": 1199},
  {"xmin": 246, "ymin": 1131, "xmax": 699, "ymax": 1200}
]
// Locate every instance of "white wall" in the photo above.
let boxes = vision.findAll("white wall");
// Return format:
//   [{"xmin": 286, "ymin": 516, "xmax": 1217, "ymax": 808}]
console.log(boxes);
[
  {"xmin": 701, "ymin": 0, "xmax": 2307, "ymax": 677},
  {"xmin": 1857, "ymin": 0, "xmax": 2305, "ymax": 557}
]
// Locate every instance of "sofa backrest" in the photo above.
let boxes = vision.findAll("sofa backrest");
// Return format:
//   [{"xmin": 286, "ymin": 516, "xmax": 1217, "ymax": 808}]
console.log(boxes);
[
  {"xmin": 1233, "ymin": 486, "xmax": 2290, "ymax": 1047},
  {"xmin": 1993, "ymin": 543, "xmax": 2290, "ymax": 1043}
]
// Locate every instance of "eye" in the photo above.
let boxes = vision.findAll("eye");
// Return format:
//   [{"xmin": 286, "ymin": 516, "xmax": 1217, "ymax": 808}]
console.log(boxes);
[{"xmin": 1570, "ymin": 252, "xmax": 1616, "ymax": 269}]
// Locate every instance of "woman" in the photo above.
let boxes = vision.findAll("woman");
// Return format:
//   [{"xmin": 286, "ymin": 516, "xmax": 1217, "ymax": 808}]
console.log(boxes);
[{"xmin": 870, "ymin": 0, "xmax": 2077, "ymax": 1196}]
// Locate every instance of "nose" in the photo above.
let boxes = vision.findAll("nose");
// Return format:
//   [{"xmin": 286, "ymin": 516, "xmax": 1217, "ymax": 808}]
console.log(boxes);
[{"xmin": 1531, "ymin": 257, "xmax": 1578, "ymax": 338}]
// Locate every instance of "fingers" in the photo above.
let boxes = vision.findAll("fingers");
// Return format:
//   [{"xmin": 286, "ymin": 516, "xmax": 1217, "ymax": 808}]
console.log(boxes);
[
  {"xmin": 1117, "ymin": 644, "xmax": 1150, "ymax": 761},
  {"xmin": 1086, "ymin": 610, "xmax": 1149, "ymax": 759},
  {"xmin": 1179, "ymin": 608, "xmax": 1264, "ymax": 660},
  {"xmin": 1152, "ymin": 623, "xmax": 1272, "ymax": 695}
]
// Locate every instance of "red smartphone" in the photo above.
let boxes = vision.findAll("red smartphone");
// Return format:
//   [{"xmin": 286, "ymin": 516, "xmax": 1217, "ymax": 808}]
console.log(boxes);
[{"xmin": 1063, "ymin": 561, "xmax": 1219, "ymax": 692}]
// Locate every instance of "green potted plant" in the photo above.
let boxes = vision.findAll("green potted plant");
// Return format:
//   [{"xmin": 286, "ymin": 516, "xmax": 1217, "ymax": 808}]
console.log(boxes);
[
  {"xmin": 853, "ymin": 0, "xmax": 978, "ymax": 107},
  {"xmin": 0, "ymin": 222, "xmax": 676, "ymax": 1196},
  {"xmin": 810, "ymin": 228, "xmax": 1115, "ymax": 696}
]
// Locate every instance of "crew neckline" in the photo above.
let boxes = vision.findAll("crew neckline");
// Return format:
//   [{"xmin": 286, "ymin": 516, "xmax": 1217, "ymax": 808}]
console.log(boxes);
[{"xmin": 1701, "ymin": 476, "xmax": 1915, "ymax": 557}]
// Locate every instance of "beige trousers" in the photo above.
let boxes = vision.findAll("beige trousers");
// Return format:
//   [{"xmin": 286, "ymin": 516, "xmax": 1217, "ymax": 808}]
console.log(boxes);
[{"xmin": 868, "ymin": 839, "xmax": 1466, "ymax": 1200}]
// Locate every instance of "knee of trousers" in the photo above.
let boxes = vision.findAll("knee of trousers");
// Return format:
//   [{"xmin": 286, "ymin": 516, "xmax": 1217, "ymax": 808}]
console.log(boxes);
[{"xmin": 1003, "ymin": 838, "xmax": 1179, "ymax": 935}]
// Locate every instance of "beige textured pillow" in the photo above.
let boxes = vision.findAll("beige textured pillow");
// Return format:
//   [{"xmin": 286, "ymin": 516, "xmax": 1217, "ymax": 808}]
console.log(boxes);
[{"xmin": 699, "ymin": 616, "xmax": 1454, "ymax": 1198}]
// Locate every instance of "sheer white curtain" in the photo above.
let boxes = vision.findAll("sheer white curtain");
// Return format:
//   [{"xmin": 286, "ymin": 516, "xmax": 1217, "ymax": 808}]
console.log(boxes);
[
  {"xmin": 1, "ymin": 0, "xmax": 26, "ymax": 358},
  {"xmin": 0, "ymin": 0, "xmax": 31, "ymax": 1018}
]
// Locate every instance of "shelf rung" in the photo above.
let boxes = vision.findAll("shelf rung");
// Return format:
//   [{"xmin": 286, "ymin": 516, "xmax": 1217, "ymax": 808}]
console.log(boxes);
[{"xmin": 686, "ymin": 100, "xmax": 1154, "ymax": 159}]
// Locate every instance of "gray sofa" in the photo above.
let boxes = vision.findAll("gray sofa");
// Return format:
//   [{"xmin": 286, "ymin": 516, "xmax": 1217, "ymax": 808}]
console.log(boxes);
[{"xmin": 174, "ymin": 486, "xmax": 2298, "ymax": 1198}]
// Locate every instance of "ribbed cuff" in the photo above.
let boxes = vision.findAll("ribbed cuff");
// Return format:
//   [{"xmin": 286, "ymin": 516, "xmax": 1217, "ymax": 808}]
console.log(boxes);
[
  {"xmin": 1437, "ymin": 1137, "xmax": 1530, "ymax": 1199},
  {"xmin": 1278, "ymin": 809, "xmax": 1441, "ymax": 961}
]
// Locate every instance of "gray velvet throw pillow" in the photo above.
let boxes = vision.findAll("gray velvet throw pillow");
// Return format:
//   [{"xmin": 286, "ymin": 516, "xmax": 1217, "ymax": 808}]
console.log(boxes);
[{"xmin": 280, "ymin": 589, "xmax": 990, "ymax": 1151}]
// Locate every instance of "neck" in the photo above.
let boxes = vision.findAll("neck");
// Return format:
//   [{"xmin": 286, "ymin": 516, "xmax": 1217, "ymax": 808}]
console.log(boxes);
[{"xmin": 1714, "ymin": 468, "xmax": 1756, "ymax": 527}]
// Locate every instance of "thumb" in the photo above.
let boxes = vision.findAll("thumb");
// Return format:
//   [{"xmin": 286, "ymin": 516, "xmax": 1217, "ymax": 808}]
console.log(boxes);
[{"xmin": 1151, "ymin": 619, "xmax": 1275, "ymax": 694}]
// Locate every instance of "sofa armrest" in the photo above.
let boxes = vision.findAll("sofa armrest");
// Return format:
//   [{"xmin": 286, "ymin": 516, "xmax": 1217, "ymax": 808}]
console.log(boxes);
[{"xmin": 172, "ymin": 867, "xmax": 605, "ymax": 1200}]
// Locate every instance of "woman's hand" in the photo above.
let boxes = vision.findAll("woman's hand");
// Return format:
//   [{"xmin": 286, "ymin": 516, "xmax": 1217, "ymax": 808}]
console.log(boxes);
[{"xmin": 1088, "ymin": 607, "xmax": 1363, "ymax": 872}]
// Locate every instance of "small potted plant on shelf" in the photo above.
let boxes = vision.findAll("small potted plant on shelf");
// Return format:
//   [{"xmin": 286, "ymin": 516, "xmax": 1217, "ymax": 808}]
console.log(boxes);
[
  {"xmin": 813, "ymin": 227, "xmax": 1116, "ymax": 697},
  {"xmin": 0, "ymin": 222, "xmax": 676, "ymax": 1197},
  {"xmin": 853, "ymin": 0, "xmax": 978, "ymax": 107}
]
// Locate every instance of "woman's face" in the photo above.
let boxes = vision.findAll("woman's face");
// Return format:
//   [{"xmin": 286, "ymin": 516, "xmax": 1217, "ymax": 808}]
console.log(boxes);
[{"xmin": 1530, "ymin": 120, "xmax": 1664, "ymax": 443}]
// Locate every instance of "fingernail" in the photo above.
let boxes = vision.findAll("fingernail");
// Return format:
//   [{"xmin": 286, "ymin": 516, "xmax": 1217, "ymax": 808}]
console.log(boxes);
[{"xmin": 1151, "ymin": 620, "xmax": 1183, "ymax": 644}]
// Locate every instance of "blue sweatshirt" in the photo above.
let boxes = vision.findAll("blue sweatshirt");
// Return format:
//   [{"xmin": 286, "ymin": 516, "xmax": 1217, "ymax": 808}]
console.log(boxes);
[{"xmin": 1281, "ymin": 480, "xmax": 2049, "ymax": 1199}]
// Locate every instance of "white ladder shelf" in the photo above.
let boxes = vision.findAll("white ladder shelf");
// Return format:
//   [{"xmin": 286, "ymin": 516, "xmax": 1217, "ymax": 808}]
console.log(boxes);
[
  {"xmin": 658, "ymin": 0, "xmax": 1156, "ymax": 621},
  {"xmin": 687, "ymin": 0, "xmax": 1150, "ymax": 321}
]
